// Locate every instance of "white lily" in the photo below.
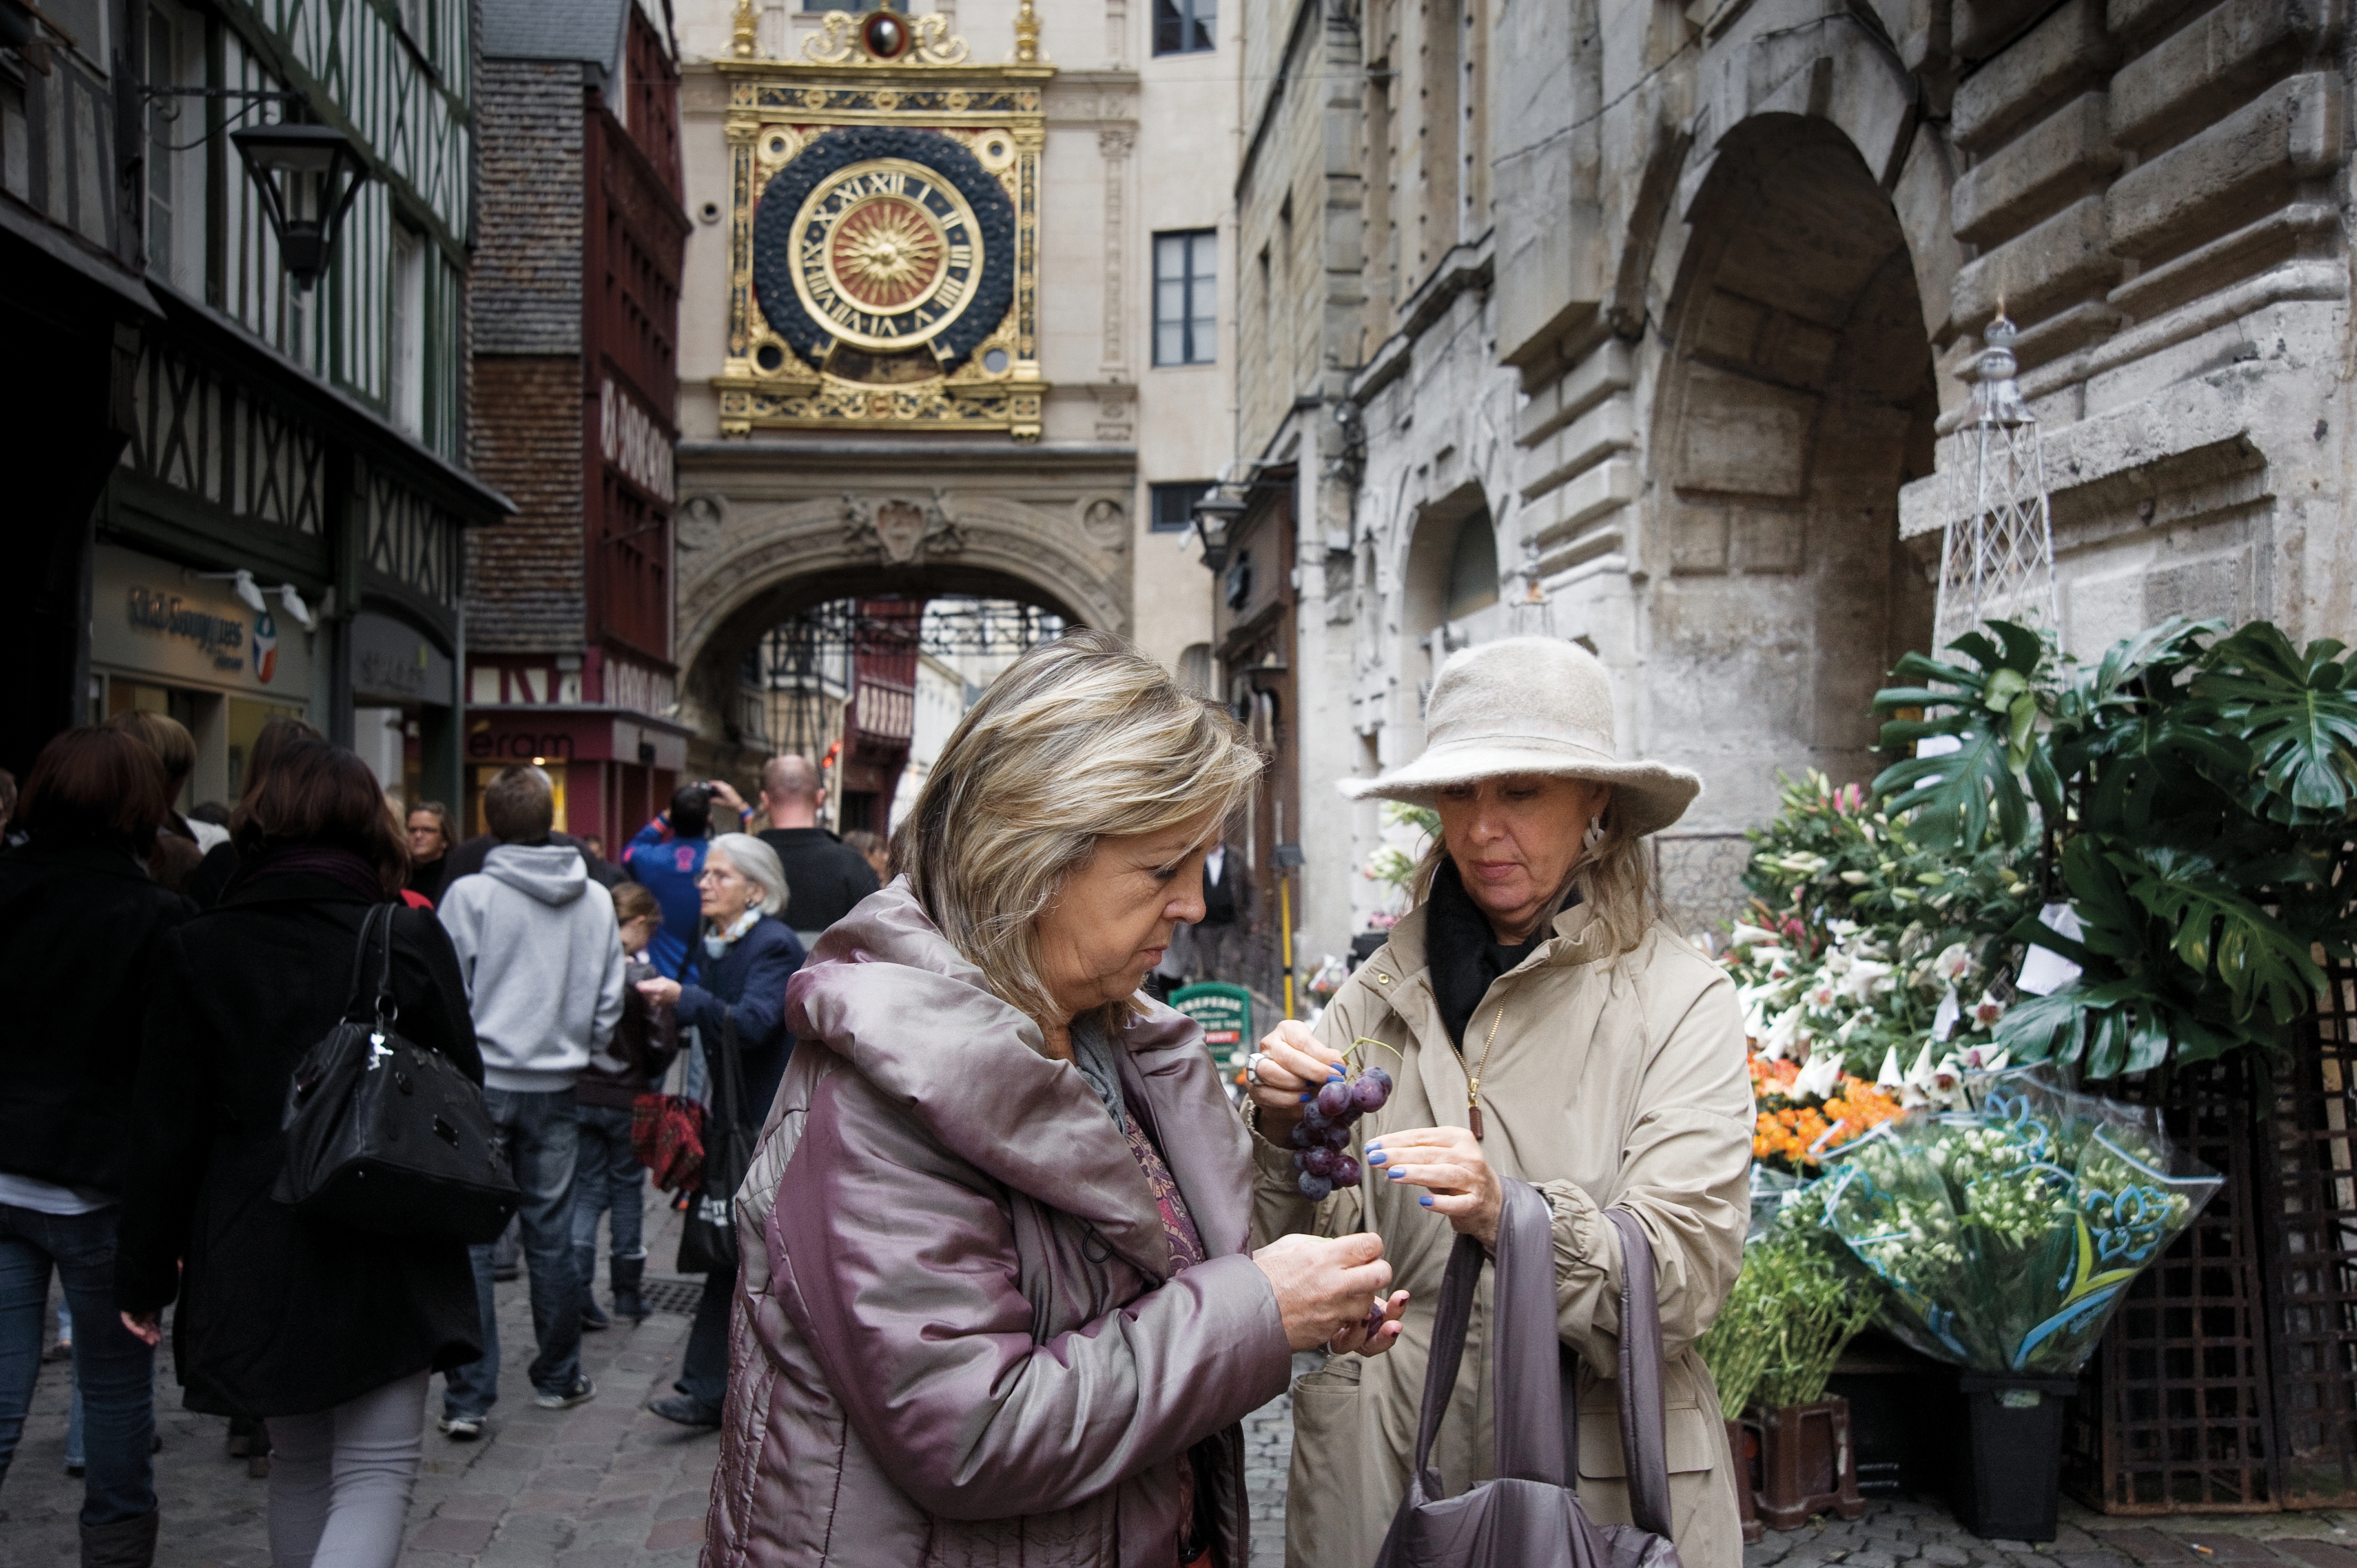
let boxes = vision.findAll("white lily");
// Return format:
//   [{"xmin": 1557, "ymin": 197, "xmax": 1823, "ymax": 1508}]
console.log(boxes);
[
  {"xmin": 1730, "ymin": 921, "xmax": 1780, "ymax": 951},
  {"xmin": 1794, "ymin": 1049, "xmax": 1843, "ymax": 1100},
  {"xmin": 1877, "ymin": 1046, "xmax": 1904, "ymax": 1089}
]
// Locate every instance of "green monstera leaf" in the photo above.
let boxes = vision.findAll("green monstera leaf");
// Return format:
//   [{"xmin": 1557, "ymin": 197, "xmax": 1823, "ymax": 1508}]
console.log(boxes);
[
  {"xmin": 1873, "ymin": 623, "xmax": 2049, "ymax": 855},
  {"xmin": 2192, "ymin": 623, "xmax": 2357, "ymax": 823}
]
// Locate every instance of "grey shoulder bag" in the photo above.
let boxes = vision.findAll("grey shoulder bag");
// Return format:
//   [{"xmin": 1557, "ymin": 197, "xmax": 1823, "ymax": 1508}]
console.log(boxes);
[{"xmin": 1373, "ymin": 1180, "xmax": 1682, "ymax": 1568}]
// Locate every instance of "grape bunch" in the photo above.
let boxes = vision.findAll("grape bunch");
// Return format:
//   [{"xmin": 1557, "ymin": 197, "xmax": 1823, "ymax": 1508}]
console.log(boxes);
[{"xmin": 1289, "ymin": 1066, "xmax": 1393, "ymax": 1200}]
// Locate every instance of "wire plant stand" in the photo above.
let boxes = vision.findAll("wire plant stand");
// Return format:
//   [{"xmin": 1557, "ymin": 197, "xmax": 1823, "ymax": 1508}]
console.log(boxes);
[{"xmin": 1934, "ymin": 312, "xmax": 2060, "ymax": 651}]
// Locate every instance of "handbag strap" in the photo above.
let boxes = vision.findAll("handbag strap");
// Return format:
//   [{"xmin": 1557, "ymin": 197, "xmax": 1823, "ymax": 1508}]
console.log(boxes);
[
  {"xmin": 342, "ymin": 904, "xmax": 398, "ymax": 1031},
  {"xmin": 1408, "ymin": 1229, "xmax": 1485, "ymax": 1490},
  {"xmin": 1490, "ymin": 1180, "xmax": 1569, "ymax": 1486},
  {"xmin": 1604, "ymin": 1208, "xmax": 1675, "ymax": 1540}
]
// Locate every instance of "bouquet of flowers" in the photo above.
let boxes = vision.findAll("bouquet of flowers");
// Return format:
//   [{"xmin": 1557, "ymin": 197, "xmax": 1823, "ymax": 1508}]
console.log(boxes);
[
  {"xmin": 1722, "ymin": 773, "xmax": 2035, "ymax": 1082},
  {"xmin": 1699, "ymin": 1200, "xmax": 1882, "ymax": 1416},
  {"xmin": 1817, "ymin": 1070, "xmax": 2220, "ymax": 1375}
]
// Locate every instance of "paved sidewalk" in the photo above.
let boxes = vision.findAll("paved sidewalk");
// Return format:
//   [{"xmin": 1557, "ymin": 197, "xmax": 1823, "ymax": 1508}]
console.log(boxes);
[{"xmin": 2, "ymin": 1190, "xmax": 724, "ymax": 1567}]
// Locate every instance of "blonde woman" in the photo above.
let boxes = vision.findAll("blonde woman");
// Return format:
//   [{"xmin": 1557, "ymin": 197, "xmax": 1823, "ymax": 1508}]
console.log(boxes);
[
  {"xmin": 1246, "ymin": 637, "xmax": 1752, "ymax": 1568},
  {"xmin": 705, "ymin": 630, "xmax": 1403, "ymax": 1568}
]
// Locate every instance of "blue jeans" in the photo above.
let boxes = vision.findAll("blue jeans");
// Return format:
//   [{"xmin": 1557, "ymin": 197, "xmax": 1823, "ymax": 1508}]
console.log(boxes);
[
  {"xmin": 441, "ymin": 1089, "xmax": 583, "ymax": 1418},
  {"xmin": 679, "ymin": 1261, "xmax": 734, "ymax": 1410},
  {"xmin": 0, "ymin": 1204, "xmax": 155, "ymax": 1526},
  {"xmin": 570, "ymin": 1103, "xmax": 645, "ymax": 1301}
]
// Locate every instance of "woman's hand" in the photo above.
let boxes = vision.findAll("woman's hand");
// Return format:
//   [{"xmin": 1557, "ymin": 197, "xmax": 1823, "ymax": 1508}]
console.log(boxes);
[
  {"xmin": 1327, "ymin": 1288, "xmax": 1411, "ymax": 1357},
  {"xmin": 1244, "ymin": 1020, "xmax": 1349, "ymax": 1138},
  {"xmin": 120, "ymin": 1311, "xmax": 161, "ymax": 1347},
  {"xmin": 1252, "ymin": 1232, "xmax": 1395, "ymax": 1351},
  {"xmin": 1366, "ymin": 1126, "xmax": 1504, "ymax": 1247},
  {"xmin": 638, "ymin": 976, "xmax": 682, "ymax": 1007}
]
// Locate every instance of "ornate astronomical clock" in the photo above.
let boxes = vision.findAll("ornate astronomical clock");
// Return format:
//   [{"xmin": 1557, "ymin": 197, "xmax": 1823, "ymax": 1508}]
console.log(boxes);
[{"xmin": 714, "ymin": 4, "xmax": 1052, "ymax": 440}]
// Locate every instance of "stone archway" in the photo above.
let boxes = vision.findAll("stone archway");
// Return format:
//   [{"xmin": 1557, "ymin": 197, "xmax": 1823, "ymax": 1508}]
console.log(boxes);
[
  {"xmin": 1645, "ymin": 113, "xmax": 1941, "ymax": 849},
  {"xmin": 672, "ymin": 444, "xmax": 1137, "ymax": 750}
]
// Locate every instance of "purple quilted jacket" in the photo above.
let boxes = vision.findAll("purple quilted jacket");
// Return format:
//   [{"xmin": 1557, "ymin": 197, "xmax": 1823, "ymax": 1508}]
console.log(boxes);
[{"xmin": 702, "ymin": 883, "xmax": 1294, "ymax": 1568}]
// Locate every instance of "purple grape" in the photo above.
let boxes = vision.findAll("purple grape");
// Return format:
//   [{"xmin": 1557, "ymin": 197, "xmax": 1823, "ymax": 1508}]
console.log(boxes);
[
  {"xmin": 1321, "ymin": 1122, "xmax": 1352, "ymax": 1149},
  {"xmin": 1365, "ymin": 1067, "xmax": 1393, "ymax": 1096},
  {"xmin": 1304, "ymin": 1106, "xmax": 1332, "ymax": 1132},
  {"xmin": 1304, "ymin": 1146, "xmax": 1337, "ymax": 1178},
  {"xmin": 1298, "ymin": 1172, "xmax": 1335, "ymax": 1201},
  {"xmin": 1291, "ymin": 1151, "xmax": 1307, "ymax": 1170},
  {"xmin": 1316, "ymin": 1080, "xmax": 1353, "ymax": 1118},
  {"xmin": 1350, "ymin": 1075, "xmax": 1388, "ymax": 1114},
  {"xmin": 1331, "ymin": 1155, "xmax": 1361, "ymax": 1188},
  {"xmin": 1364, "ymin": 1299, "xmax": 1389, "ymax": 1340},
  {"xmin": 1289, "ymin": 1121, "xmax": 1313, "ymax": 1149}
]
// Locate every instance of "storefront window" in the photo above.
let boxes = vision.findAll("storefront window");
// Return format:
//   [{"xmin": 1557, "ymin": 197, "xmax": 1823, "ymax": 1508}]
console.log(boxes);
[{"xmin": 470, "ymin": 762, "xmax": 568, "ymax": 838}]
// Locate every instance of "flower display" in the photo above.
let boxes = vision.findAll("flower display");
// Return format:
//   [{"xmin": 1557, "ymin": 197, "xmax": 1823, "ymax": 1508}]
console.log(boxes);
[
  {"xmin": 1722, "ymin": 771, "xmax": 2035, "ymax": 1084},
  {"xmin": 1816, "ymin": 1069, "xmax": 2220, "ymax": 1375},
  {"xmin": 1747, "ymin": 1050, "xmax": 1903, "ymax": 1177}
]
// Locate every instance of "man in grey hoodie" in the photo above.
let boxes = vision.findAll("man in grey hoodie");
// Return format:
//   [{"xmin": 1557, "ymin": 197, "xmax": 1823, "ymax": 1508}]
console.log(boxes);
[{"xmin": 434, "ymin": 766, "xmax": 626, "ymax": 1436}]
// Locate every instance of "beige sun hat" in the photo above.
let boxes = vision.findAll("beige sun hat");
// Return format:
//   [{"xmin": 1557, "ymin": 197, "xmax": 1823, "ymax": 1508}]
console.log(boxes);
[{"xmin": 1337, "ymin": 637, "xmax": 1702, "ymax": 838}]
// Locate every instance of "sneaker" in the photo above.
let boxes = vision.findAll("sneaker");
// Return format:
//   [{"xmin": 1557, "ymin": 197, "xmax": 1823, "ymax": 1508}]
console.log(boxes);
[
  {"xmin": 580, "ymin": 1301, "xmax": 611, "ymax": 1332},
  {"xmin": 534, "ymin": 1376, "xmax": 595, "ymax": 1410},
  {"xmin": 438, "ymin": 1414, "xmax": 485, "ymax": 1441},
  {"xmin": 648, "ymin": 1394, "xmax": 722, "ymax": 1430}
]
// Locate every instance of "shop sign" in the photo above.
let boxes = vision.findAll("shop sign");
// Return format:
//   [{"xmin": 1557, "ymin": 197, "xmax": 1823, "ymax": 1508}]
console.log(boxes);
[
  {"xmin": 351, "ymin": 612, "xmax": 455, "ymax": 706},
  {"xmin": 92, "ymin": 545, "xmax": 313, "ymax": 696},
  {"xmin": 601, "ymin": 376, "xmax": 675, "ymax": 503}
]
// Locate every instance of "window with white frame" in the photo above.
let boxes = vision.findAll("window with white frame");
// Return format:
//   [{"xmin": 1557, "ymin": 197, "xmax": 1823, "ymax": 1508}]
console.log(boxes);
[
  {"xmin": 389, "ymin": 225, "xmax": 426, "ymax": 437},
  {"xmin": 144, "ymin": 0, "xmax": 207, "ymax": 293},
  {"xmin": 1152, "ymin": 230, "xmax": 1216, "ymax": 367}
]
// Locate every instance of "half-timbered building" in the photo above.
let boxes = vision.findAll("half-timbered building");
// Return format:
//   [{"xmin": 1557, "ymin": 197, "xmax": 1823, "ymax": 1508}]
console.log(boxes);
[{"xmin": 3, "ymin": 0, "xmax": 506, "ymax": 808}]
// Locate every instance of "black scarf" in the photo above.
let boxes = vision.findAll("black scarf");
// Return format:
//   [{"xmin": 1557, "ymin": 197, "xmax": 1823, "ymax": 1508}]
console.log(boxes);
[{"xmin": 1424, "ymin": 859, "xmax": 1572, "ymax": 1052}]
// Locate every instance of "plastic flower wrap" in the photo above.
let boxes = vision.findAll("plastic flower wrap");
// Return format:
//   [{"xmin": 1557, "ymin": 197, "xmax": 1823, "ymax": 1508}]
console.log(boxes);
[{"xmin": 1818, "ymin": 1069, "xmax": 2219, "ymax": 1376}]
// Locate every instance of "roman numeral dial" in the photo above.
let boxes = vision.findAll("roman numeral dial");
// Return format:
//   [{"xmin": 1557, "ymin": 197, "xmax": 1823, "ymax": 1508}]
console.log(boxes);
[{"xmin": 786, "ymin": 158, "xmax": 986, "ymax": 353}]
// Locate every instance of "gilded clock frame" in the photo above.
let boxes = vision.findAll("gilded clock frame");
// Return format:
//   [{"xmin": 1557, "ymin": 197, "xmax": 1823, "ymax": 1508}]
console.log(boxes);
[{"xmin": 714, "ymin": 44, "xmax": 1054, "ymax": 442}]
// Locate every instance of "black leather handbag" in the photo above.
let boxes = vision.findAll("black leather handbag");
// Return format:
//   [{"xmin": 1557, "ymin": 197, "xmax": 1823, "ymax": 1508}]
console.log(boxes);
[
  {"xmin": 677, "ymin": 1012, "xmax": 749, "ymax": 1275},
  {"xmin": 274, "ymin": 905, "xmax": 521, "ymax": 1245},
  {"xmin": 1373, "ymin": 1181, "xmax": 1683, "ymax": 1568}
]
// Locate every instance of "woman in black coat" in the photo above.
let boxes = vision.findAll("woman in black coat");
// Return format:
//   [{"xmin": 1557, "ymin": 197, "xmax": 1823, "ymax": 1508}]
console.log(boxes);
[
  {"xmin": 0, "ymin": 728, "xmax": 192, "ymax": 1565},
  {"xmin": 116, "ymin": 741, "xmax": 482, "ymax": 1568},
  {"xmin": 632, "ymin": 831, "xmax": 805, "ymax": 1428}
]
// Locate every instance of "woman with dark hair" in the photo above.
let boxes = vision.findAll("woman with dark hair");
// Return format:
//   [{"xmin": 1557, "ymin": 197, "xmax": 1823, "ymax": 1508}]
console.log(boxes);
[
  {"xmin": 0, "ymin": 729, "xmax": 193, "ymax": 1567},
  {"xmin": 184, "ymin": 716, "xmax": 325, "ymax": 909},
  {"xmin": 116, "ymin": 739, "xmax": 486, "ymax": 1568}
]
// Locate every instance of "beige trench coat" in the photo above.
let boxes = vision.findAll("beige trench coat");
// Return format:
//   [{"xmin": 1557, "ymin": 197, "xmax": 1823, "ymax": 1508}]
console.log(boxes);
[{"xmin": 1250, "ymin": 899, "xmax": 1752, "ymax": 1568}]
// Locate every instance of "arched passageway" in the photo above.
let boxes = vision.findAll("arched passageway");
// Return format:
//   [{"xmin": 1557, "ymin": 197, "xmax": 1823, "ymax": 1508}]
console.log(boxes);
[{"xmin": 1650, "ymin": 114, "xmax": 1940, "ymax": 838}]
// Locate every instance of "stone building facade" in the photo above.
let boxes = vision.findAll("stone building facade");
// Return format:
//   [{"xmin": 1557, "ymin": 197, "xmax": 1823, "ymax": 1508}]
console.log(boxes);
[
  {"xmin": 1227, "ymin": 0, "xmax": 2357, "ymax": 958},
  {"xmin": 466, "ymin": 0, "xmax": 695, "ymax": 845}
]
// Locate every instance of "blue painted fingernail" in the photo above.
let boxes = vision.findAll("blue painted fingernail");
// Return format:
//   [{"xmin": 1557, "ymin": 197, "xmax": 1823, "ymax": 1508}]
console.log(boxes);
[
  {"xmin": 1366, "ymin": 1151, "xmax": 1387, "ymax": 1165},
  {"xmin": 1387, "ymin": 1169, "xmax": 1406, "ymax": 1180},
  {"xmin": 1298, "ymin": 1093, "xmax": 1312, "ymax": 1102},
  {"xmin": 1418, "ymin": 1195, "xmax": 1434, "ymax": 1207}
]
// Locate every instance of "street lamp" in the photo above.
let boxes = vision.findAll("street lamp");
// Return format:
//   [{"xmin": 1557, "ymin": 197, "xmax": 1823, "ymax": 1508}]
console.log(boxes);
[
  {"xmin": 1191, "ymin": 491, "xmax": 1244, "ymax": 572},
  {"xmin": 230, "ymin": 118, "xmax": 369, "ymax": 290}
]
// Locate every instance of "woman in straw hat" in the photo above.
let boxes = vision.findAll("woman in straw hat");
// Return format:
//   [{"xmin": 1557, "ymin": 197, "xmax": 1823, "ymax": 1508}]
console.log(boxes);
[{"xmin": 1245, "ymin": 636, "xmax": 1751, "ymax": 1568}]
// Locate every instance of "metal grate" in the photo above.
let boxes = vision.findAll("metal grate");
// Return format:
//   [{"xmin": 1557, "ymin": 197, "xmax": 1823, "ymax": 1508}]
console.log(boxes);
[
  {"xmin": 640, "ymin": 1276, "xmax": 709, "ymax": 1317},
  {"xmin": 2067, "ymin": 1054, "xmax": 2279, "ymax": 1512},
  {"xmin": 2261, "ymin": 964, "xmax": 2357, "ymax": 1505}
]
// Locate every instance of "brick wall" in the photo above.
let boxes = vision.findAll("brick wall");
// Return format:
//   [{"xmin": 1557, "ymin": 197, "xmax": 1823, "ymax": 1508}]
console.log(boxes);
[
  {"xmin": 467, "ymin": 357, "xmax": 585, "ymax": 650},
  {"xmin": 475, "ymin": 60, "xmax": 585, "ymax": 357}
]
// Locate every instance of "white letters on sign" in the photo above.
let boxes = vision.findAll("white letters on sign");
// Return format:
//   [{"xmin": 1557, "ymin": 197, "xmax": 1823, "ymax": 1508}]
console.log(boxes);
[{"xmin": 601, "ymin": 378, "xmax": 676, "ymax": 503}]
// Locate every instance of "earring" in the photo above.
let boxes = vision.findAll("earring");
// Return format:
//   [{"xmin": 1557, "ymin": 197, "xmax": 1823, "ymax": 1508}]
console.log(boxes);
[{"xmin": 1582, "ymin": 817, "xmax": 1606, "ymax": 852}]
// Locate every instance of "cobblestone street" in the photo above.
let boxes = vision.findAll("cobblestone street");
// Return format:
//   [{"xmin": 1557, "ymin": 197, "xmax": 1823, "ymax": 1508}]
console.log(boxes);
[{"xmin": 9, "ymin": 1201, "xmax": 2357, "ymax": 1568}]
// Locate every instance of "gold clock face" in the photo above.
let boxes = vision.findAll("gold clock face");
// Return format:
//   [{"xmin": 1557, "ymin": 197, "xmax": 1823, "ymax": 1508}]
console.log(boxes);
[{"xmin": 788, "ymin": 158, "xmax": 984, "ymax": 353}]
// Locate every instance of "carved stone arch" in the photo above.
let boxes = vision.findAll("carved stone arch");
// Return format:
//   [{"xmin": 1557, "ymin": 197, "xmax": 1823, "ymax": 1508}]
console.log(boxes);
[
  {"xmin": 1642, "ymin": 109, "xmax": 1939, "ymax": 834},
  {"xmin": 671, "ymin": 450, "xmax": 1136, "ymax": 747}
]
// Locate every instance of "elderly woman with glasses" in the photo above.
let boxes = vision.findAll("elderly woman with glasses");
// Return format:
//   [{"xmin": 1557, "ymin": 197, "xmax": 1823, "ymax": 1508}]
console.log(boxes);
[
  {"xmin": 633, "ymin": 832, "xmax": 802, "ymax": 1430},
  {"xmin": 1244, "ymin": 637, "xmax": 1752, "ymax": 1568},
  {"xmin": 703, "ymin": 631, "xmax": 1401, "ymax": 1568}
]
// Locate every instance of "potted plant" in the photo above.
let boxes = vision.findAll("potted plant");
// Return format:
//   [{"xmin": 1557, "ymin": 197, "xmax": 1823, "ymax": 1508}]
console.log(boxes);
[{"xmin": 1697, "ymin": 1205, "xmax": 1880, "ymax": 1532}]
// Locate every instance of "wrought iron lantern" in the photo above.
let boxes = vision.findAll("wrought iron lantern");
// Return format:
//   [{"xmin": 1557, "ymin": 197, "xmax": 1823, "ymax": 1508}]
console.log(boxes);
[
  {"xmin": 230, "ymin": 118, "xmax": 369, "ymax": 290},
  {"xmin": 1933, "ymin": 310, "xmax": 2058, "ymax": 648},
  {"xmin": 1191, "ymin": 490, "xmax": 1245, "ymax": 573}
]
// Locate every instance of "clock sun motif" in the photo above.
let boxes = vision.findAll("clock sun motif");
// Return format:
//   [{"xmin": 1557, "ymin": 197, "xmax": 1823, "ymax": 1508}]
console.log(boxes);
[
  {"xmin": 788, "ymin": 157, "xmax": 987, "ymax": 355},
  {"xmin": 832, "ymin": 199, "xmax": 943, "ymax": 307}
]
